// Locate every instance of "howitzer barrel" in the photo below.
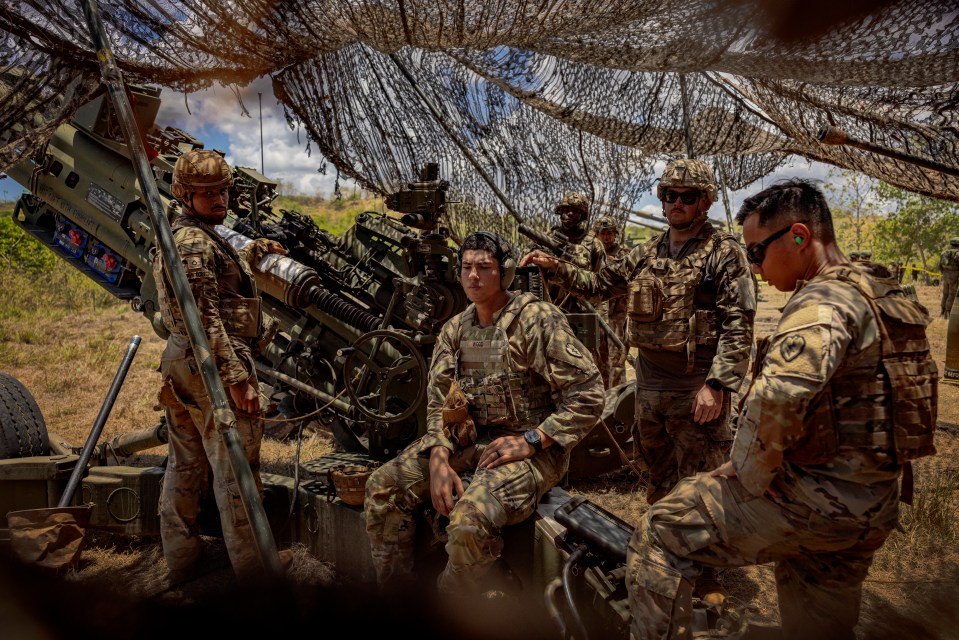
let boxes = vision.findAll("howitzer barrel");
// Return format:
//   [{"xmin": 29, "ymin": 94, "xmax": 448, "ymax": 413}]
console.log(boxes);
[{"xmin": 217, "ymin": 226, "xmax": 381, "ymax": 333}]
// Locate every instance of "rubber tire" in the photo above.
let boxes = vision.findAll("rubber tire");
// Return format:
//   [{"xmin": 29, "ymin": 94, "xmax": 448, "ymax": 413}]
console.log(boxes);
[{"xmin": 0, "ymin": 372, "xmax": 49, "ymax": 458}]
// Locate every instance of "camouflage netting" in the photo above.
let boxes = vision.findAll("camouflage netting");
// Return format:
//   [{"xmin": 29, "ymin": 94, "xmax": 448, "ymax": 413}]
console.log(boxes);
[{"xmin": 1, "ymin": 0, "xmax": 957, "ymax": 240}]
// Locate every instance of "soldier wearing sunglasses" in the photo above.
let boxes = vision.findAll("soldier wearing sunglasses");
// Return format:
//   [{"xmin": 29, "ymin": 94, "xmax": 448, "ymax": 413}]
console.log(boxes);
[
  {"xmin": 521, "ymin": 158, "xmax": 756, "ymax": 605},
  {"xmin": 626, "ymin": 178, "xmax": 937, "ymax": 640}
]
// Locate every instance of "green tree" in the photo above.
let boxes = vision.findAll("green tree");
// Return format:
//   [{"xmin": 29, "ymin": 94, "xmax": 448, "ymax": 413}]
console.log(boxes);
[
  {"xmin": 871, "ymin": 182, "xmax": 959, "ymax": 274},
  {"xmin": 823, "ymin": 168, "xmax": 879, "ymax": 254}
]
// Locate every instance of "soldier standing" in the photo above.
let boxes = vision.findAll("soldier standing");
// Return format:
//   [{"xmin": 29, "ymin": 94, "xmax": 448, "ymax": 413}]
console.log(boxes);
[
  {"xmin": 521, "ymin": 158, "xmax": 756, "ymax": 603},
  {"xmin": 364, "ymin": 231, "xmax": 604, "ymax": 598},
  {"xmin": 593, "ymin": 215, "xmax": 630, "ymax": 388},
  {"xmin": 154, "ymin": 149, "xmax": 287, "ymax": 584},
  {"xmin": 625, "ymin": 179, "xmax": 938, "ymax": 640},
  {"xmin": 938, "ymin": 238, "xmax": 959, "ymax": 318},
  {"xmin": 543, "ymin": 192, "xmax": 609, "ymax": 382}
]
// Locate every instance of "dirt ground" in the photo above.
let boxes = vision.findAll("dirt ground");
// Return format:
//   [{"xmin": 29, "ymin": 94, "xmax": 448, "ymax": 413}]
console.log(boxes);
[{"xmin": 2, "ymin": 280, "xmax": 959, "ymax": 638}]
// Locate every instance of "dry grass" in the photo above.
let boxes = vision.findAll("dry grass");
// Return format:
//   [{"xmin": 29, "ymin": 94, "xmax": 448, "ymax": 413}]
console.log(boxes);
[{"xmin": 2, "ymin": 265, "xmax": 959, "ymax": 637}]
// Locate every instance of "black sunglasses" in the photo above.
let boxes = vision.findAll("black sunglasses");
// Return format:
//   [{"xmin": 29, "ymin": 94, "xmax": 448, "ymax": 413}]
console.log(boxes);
[
  {"xmin": 662, "ymin": 189, "xmax": 702, "ymax": 205},
  {"xmin": 746, "ymin": 224, "xmax": 794, "ymax": 266}
]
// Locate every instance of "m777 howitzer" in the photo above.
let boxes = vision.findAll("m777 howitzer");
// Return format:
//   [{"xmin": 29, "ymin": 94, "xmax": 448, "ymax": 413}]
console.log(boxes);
[{"xmin": 0, "ymin": 83, "xmax": 646, "ymax": 638}]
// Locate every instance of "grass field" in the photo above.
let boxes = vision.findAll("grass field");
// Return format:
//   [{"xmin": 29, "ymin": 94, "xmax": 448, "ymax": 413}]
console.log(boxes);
[{"xmin": 1, "ymin": 210, "xmax": 959, "ymax": 637}]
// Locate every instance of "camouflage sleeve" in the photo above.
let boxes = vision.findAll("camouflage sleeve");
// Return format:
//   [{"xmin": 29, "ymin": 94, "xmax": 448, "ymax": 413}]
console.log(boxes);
[
  {"xmin": 706, "ymin": 239, "xmax": 757, "ymax": 391},
  {"xmin": 239, "ymin": 237, "xmax": 279, "ymax": 268},
  {"xmin": 730, "ymin": 285, "xmax": 860, "ymax": 495},
  {"xmin": 551, "ymin": 244, "xmax": 642, "ymax": 304},
  {"xmin": 590, "ymin": 236, "xmax": 606, "ymax": 273},
  {"xmin": 419, "ymin": 315, "xmax": 461, "ymax": 452},
  {"xmin": 176, "ymin": 230, "xmax": 250, "ymax": 385},
  {"xmin": 519, "ymin": 302, "xmax": 605, "ymax": 451}
]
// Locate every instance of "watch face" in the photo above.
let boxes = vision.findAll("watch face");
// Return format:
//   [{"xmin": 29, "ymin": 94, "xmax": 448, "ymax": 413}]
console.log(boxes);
[{"xmin": 524, "ymin": 430, "xmax": 542, "ymax": 450}]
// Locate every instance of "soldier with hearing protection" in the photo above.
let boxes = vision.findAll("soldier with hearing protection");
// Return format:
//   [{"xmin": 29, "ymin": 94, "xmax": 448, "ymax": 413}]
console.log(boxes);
[
  {"xmin": 626, "ymin": 179, "xmax": 937, "ymax": 640},
  {"xmin": 364, "ymin": 231, "xmax": 604, "ymax": 598}
]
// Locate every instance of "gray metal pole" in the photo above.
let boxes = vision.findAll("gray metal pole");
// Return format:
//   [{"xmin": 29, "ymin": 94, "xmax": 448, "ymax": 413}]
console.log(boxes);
[{"xmin": 78, "ymin": 0, "xmax": 281, "ymax": 577}]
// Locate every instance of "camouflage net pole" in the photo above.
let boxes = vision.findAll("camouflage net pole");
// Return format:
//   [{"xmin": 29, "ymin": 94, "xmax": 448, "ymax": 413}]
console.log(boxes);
[{"xmin": 77, "ymin": 0, "xmax": 282, "ymax": 577}]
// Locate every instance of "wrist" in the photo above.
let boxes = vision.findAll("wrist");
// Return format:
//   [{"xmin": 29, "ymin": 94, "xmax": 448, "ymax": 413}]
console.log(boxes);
[{"xmin": 705, "ymin": 379, "xmax": 725, "ymax": 392}]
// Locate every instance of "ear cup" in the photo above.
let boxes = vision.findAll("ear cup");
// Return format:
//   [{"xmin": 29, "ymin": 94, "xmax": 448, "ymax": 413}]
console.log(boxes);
[{"xmin": 500, "ymin": 255, "xmax": 516, "ymax": 289}]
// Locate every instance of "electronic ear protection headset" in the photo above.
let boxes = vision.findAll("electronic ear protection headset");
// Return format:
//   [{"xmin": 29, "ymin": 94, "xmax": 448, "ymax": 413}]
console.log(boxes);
[{"xmin": 464, "ymin": 231, "xmax": 517, "ymax": 289}]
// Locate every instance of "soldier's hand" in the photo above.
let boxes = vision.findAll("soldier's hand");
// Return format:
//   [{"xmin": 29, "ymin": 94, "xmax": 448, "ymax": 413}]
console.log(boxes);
[
  {"xmin": 479, "ymin": 435, "xmax": 531, "ymax": 469},
  {"xmin": 228, "ymin": 379, "xmax": 261, "ymax": 414},
  {"xmin": 267, "ymin": 240, "xmax": 288, "ymax": 255},
  {"xmin": 429, "ymin": 447, "xmax": 463, "ymax": 517},
  {"xmin": 520, "ymin": 250, "xmax": 559, "ymax": 271},
  {"xmin": 709, "ymin": 460, "xmax": 737, "ymax": 478},
  {"xmin": 692, "ymin": 384, "xmax": 723, "ymax": 424}
]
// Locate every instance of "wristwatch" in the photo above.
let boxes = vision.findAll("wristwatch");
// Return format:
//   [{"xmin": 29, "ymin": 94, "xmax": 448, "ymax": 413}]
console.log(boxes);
[{"xmin": 524, "ymin": 429, "xmax": 543, "ymax": 453}]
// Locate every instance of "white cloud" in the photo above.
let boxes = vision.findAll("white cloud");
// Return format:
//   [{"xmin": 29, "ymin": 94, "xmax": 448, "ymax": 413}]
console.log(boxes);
[{"xmin": 157, "ymin": 78, "xmax": 350, "ymax": 197}]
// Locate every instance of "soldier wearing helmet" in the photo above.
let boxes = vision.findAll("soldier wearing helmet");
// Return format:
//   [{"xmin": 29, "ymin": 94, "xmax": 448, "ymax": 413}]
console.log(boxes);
[
  {"xmin": 849, "ymin": 251, "xmax": 861, "ymax": 262},
  {"xmin": 154, "ymin": 149, "xmax": 289, "ymax": 584},
  {"xmin": 549, "ymin": 192, "xmax": 606, "ymax": 287},
  {"xmin": 544, "ymin": 191, "xmax": 608, "ymax": 382},
  {"xmin": 522, "ymin": 158, "xmax": 756, "ymax": 605},
  {"xmin": 938, "ymin": 237, "xmax": 959, "ymax": 318},
  {"xmin": 592, "ymin": 215, "xmax": 630, "ymax": 387}
]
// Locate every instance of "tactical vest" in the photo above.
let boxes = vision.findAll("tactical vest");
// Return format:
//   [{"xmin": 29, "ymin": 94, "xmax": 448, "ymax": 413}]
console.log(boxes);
[
  {"xmin": 154, "ymin": 217, "xmax": 262, "ymax": 340},
  {"xmin": 455, "ymin": 299, "xmax": 557, "ymax": 430},
  {"xmin": 625, "ymin": 231, "xmax": 726, "ymax": 372},
  {"xmin": 787, "ymin": 266, "xmax": 937, "ymax": 467}
]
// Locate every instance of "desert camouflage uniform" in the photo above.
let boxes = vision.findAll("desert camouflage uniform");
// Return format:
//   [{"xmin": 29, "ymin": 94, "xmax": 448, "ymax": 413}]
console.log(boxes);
[
  {"xmin": 154, "ymin": 216, "xmax": 277, "ymax": 580},
  {"xmin": 938, "ymin": 243, "xmax": 959, "ymax": 317},
  {"xmin": 546, "ymin": 221, "xmax": 606, "ymax": 313},
  {"xmin": 552, "ymin": 220, "xmax": 755, "ymax": 504},
  {"xmin": 595, "ymin": 239, "xmax": 630, "ymax": 388},
  {"xmin": 626, "ymin": 263, "xmax": 937, "ymax": 640},
  {"xmin": 365, "ymin": 292, "xmax": 603, "ymax": 594}
]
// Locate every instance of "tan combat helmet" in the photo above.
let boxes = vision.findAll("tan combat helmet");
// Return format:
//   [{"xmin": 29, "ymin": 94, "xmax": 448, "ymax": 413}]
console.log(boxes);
[
  {"xmin": 554, "ymin": 192, "xmax": 589, "ymax": 217},
  {"xmin": 861, "ymin": 250, "xmax": 873, "ymax": 260},
  {"xmin": 172, "ymin": 149, "xmax": 234, "ymax": 199},
  {"xmin": 594, "ymin": 215, "xmax": 618, "ymax": 233},
  {"xmin": 656, "ymin": 158, "xmax": 717, "ymax": 204}
]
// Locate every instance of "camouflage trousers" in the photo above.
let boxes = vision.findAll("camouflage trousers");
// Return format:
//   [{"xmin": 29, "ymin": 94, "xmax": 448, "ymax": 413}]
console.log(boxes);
[
  {"xmin": 364, "ymin": 434, "xmax": 567, "ymax": 595},
  {"xmin": 597, "ymin": 301, "xmax": 629, "ymax": 388},
  {"xmin": 941, "ymin": 270, "xmax": 958, "ymax": 316},
  {"xmin": 157, "ymin": 354, "xmax": 265, "ymax": 581},
  {"xmin": 634, "ymin": 388, "xmax": 731, "ymax": 505},
  {"xmin": 626, "ymin": 472, "xmax": 894, "ymax": 640}
]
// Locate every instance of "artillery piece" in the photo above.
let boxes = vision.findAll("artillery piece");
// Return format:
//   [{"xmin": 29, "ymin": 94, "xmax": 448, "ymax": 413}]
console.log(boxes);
[{"xmin": 2, "ymin": 82, "xmax": 634, "ymax": 474}]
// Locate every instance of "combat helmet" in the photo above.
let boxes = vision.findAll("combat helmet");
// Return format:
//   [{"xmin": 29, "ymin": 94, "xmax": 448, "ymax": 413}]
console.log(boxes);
[
  {"xmin": 172, "ymin": 149, "xmax": 233, "ymax": 199},
  {"xmin": 594, "ymin": 215, "xmax": 618, "ymax": 233},
  {"xmin": 861, "ymin": 250, "xmax": 873, "ymax": 260},
  {"xmin": 656, "ymin": 158, "xmax": 717, "ymax": 204},
  {"xmin": 951, "ymin": 238, "xmax": 959, "ymax": 247},
  {"xmin": 554, "ymin": 192, "xmax": 589, "ymax": 217}
]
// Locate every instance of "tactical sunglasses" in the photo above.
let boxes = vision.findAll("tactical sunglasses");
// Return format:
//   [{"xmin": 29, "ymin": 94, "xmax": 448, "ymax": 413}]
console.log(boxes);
[
  {"xmin": 662, "ymin": 189, "xmax": 702, "ymax": 205},
  {"xmin": 746, "ymin": 224, "xmax": 794, "ymax": 266}
]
